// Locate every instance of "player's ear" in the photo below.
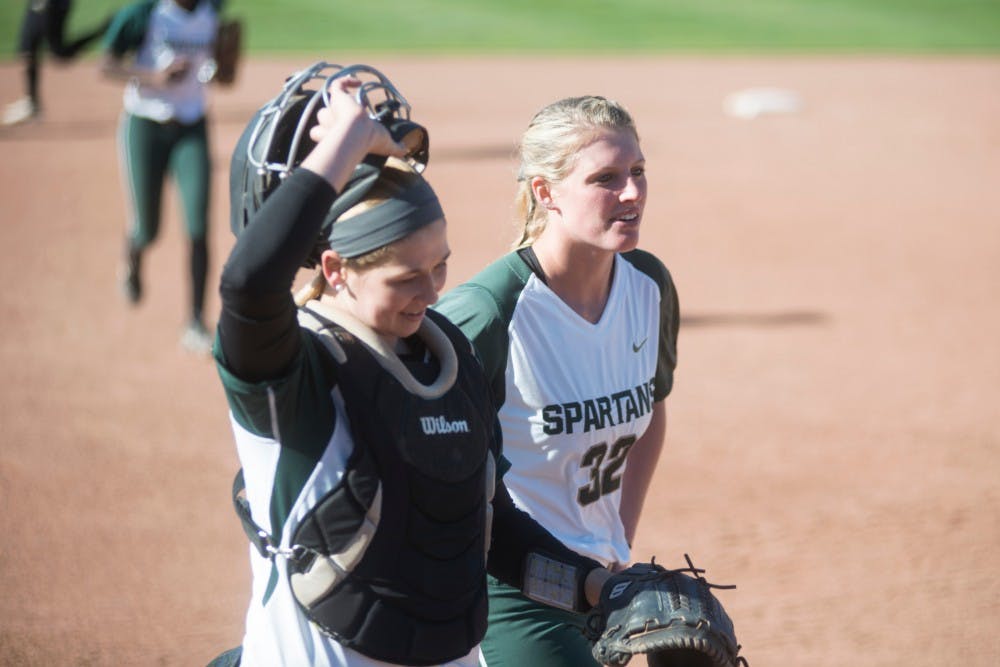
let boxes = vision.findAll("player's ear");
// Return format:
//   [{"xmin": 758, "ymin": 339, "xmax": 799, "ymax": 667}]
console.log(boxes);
[
  {"xmin": 320, "ymin": 250, "xmax": 347, "ymax": 291},
  {"xmin": 530, "ymin": 176, "xmax": 555, "ymax": 210}
]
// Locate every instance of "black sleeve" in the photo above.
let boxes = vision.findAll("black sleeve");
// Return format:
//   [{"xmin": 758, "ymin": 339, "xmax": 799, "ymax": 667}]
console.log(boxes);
[
  {"xmin": 217, "ymin": 169, "xmax": 336, "ymax": 382},
  {"xmin": 487, "ymin": 481, "xmax": 602, "ymax": 608}
]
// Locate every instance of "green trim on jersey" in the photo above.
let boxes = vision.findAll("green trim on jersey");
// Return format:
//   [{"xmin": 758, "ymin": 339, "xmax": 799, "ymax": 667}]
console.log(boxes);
[
  {"xmin": 436, "ymin": 248, "xmax": 678, "ymax": 407},
  {"xmin": 435, "ymin": 253, "xmax": 533, "ymax": 408},
  {"xmin": 620, "ymin": 249, "xmax": 679, "ymax": 401},
  {"xmin": 104, "ymin": 0, "xmax": 225, "ymax": 55},
  {"xmin": 104, "ymin": 0, "xmax": 156, "ymax": 55},
  {"xmin": 215, "ymin": 332, "xmax": 341, "ymax": 565}
]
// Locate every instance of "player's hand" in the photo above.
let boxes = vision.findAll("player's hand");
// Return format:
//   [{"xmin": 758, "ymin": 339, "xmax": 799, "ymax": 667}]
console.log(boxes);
[
  {"xmin": 309, "ymin": 77, "xmax": 406, "ymax": 158},
  {"xmin": 301, "ymin": 76, "xmax": 407, "ymax": 190},
  {"xmin": 160, "ymin": 56, "xmax": 192, "ymax": 85}
]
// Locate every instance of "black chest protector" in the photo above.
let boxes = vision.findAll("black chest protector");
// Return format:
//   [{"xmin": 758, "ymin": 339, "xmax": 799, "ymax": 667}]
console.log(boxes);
[{"xmin": 289, "ymin": 306, "xmax": 498, "ymax": 665}]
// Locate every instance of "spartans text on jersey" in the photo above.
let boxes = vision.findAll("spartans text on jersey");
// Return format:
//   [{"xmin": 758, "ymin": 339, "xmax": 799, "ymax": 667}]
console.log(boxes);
[{"xmin": 542, "ymin": 379, "xmax": 655, "ymax": 435}]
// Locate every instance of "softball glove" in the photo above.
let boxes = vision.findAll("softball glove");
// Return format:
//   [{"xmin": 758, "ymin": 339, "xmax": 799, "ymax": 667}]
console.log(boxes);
[
  {"xmin": 584, "ymin": 555, "xmax": 747, "ymax": 667},
  {"xmin": 210, "ymin": 18, "xmax": 242, "ymax": 85}
]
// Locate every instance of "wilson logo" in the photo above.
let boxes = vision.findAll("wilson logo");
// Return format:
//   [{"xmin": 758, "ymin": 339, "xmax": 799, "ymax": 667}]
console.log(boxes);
[{"xmin": 419, "ymin": 416, "xmax": 471, "ymax": 435}]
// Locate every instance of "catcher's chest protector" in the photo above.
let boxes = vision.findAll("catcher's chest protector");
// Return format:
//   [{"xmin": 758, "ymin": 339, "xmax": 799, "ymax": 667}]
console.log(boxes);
[{"xmin": 290, "ymin": 310, "xmax": 496, "ymax": 665}]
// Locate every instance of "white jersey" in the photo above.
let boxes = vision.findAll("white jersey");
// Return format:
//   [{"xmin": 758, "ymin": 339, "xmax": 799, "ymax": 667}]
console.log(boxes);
[
  {"xmin": 105, "ymin": 0, "xmax": 219, "ymax": 123},
  {"xmin": 435, "ymin": 249, "xmax": 678, "ymax": 567}
]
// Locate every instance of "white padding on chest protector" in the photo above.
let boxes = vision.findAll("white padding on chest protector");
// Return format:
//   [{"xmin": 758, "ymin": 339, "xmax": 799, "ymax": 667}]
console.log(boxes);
[
  {"xmin": 290, "ymin": 485, "xmax": 383, "ymax": 608},
  {"xmin": 483, "ymin": 456, "xmax": 496, "ymax": 563}
]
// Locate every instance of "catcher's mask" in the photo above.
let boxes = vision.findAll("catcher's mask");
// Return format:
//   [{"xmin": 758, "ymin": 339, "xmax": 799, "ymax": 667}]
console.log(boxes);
[{"xmin": 229, "ymin": 62, "xmax": 430, "ymax": 268}]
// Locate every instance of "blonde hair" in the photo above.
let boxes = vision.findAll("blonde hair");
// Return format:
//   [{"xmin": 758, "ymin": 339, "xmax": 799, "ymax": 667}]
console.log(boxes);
[
  {"xmin": 294, "ymin": 158, "xmax": 421, "ymax": 306},
  {"xmin": 513, "ymin": 96, "xmax": 638, "ymax": 248}
]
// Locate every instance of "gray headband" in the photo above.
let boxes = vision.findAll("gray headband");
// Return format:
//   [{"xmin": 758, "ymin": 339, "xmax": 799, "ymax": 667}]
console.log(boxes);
[{"xmin": 327, "ymin": 177, "xmax": 444, "ymax": 258}]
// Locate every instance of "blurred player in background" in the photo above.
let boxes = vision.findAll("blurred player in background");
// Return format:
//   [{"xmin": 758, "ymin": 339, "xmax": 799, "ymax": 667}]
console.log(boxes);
[
  {"xmin": 101, "ymin": 0, "xmax": 224, "ymax": 353},
  {"xmin": 3, "ymin": 0, "xmax": 111, "ymax": 126}
]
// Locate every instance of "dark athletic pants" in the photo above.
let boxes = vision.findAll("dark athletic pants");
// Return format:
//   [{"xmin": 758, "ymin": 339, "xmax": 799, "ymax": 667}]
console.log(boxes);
[
  {"xmin": 17, "ymin": 0, "xmax": 108, "ymax": 108},
  {"xmin": 117, "ymin": 112, "xmax": 211, "ymax": 322},
  {"xmin": 481, "ymin": 576, "xmax": 601, "ymax": 667}
]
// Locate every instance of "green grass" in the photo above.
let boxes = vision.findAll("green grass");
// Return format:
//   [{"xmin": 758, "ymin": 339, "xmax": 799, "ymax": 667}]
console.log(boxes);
[{"xmin": 2, "ymin": 0, "xmax": 998, "ymax": 58}]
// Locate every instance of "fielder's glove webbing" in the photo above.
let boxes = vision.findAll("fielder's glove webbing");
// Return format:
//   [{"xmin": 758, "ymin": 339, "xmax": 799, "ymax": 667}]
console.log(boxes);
[{"xmin": 584, "ymin": 555, "xmax": 748, "ymax": 667}]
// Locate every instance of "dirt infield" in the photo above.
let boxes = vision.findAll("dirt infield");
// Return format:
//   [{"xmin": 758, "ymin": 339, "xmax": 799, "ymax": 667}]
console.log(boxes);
[{"xmin": 1, "ymin": 55, "xmax": 998, "ymax": 666}]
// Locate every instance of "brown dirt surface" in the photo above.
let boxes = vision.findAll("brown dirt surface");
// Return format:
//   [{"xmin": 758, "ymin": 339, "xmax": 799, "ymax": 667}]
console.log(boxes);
[{"xmin": 1, "ymin": 55, "xmax": 998, "ymax": 666}]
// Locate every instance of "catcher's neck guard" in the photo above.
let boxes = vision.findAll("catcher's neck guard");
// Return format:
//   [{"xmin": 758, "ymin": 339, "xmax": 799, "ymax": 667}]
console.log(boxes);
[{"xmin": 230, "ymin": 62, "xmax": 431, "ymax": 267}]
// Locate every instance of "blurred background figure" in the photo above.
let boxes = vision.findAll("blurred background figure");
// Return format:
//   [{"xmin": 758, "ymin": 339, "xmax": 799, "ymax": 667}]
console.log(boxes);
[
  {"xmin": 3, "ymin": 0, "xmax": 111, "ymax": 126},
  {"xmin": 101, "ymin": 0, "xmax": 224, "ymax": 354}
]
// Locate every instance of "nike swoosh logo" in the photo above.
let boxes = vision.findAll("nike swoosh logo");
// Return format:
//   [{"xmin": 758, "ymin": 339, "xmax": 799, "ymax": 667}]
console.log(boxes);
[{"xmin": 632, "ymin": 337, "xmax": 648, "ymax": 353}]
